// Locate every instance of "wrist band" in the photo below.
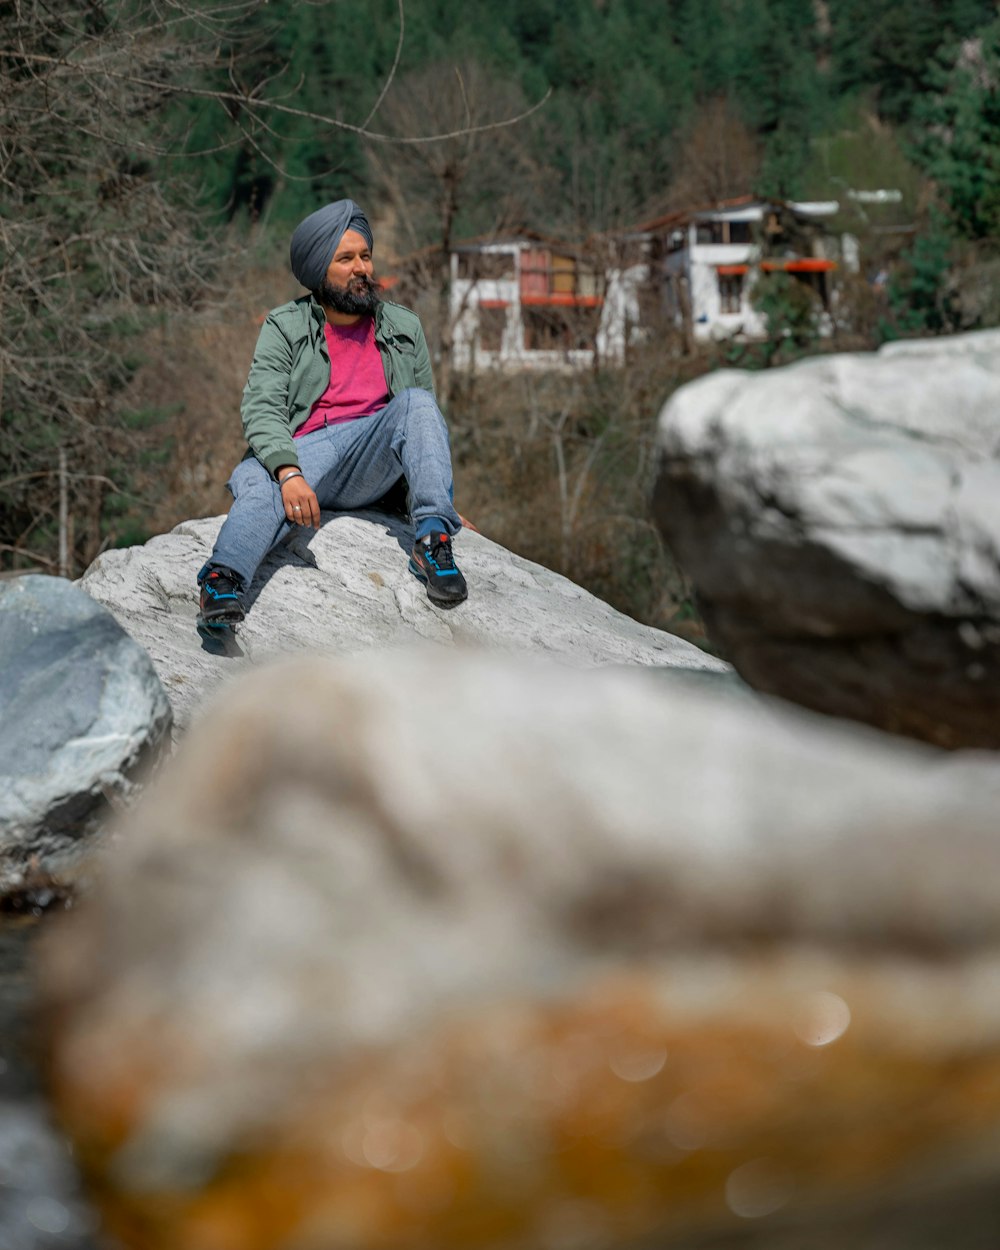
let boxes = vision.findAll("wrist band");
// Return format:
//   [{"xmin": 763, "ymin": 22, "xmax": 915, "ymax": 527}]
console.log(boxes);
[{"xmin": 278, "ymin": 471, "xmax": 303, "ymax": 487}]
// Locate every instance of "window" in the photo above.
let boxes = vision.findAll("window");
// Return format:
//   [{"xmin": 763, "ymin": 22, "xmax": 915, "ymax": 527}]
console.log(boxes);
[
  {"xmin": 523, "ymin": 307, "xmax": 568, "ymax": 351},
  {"xmin": 520, "ymin": 249, "xmax": 605, "ymax": 300},
  {"xmin": 719, "ymin": 273, "xmax": 743, "ymax": 314},
  {"xmin": 477, "ymin": 305, "xmax": 507, "ymax": 352},
  {"xmin": 696, "ymin": 219, "xmax": 754, "ymax": 245},
  {"xmin": 523, "ymin": 305, "xmax": 601, "ymax": 352},
  {"xmin": 456, "ymin": 251, "xmax": 516, "ymax": 281},
  {"xmin": 520, "ymin": 248, "xmax": 550, "ymax": 298}
]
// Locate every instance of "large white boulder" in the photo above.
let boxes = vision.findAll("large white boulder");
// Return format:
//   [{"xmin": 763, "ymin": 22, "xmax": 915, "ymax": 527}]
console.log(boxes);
[
  {"xmin": 79, "ymin": 511, "xmax": 727, "ymax": 731},
  {"xmin": 653, "ymin": 329, "xmax": 1000, "ymax": 747}
]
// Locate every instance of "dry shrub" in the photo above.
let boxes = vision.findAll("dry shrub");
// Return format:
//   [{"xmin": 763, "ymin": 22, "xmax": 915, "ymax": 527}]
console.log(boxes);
[
  {"xmin": 120, "ymin": 264, "xmax": 301, "ymax": 540},
  {"xmin": 829, "ymin": 271, "xmax": 895, "ymax": 349},
  {"xmin": 448, "ymin": 338, "xmax": 709, "ymax": 642}
]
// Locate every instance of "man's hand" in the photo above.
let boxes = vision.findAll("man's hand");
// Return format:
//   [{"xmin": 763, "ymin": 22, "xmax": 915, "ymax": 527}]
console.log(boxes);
[{"xmin": 277, "ymin": 468, "xmax": 321, "ymax": 528}]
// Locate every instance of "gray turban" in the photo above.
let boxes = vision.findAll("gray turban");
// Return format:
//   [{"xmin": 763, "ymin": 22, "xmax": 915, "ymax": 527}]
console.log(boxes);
[{"xmin": 289, "ymin": 199, "xmax": 373, "ymax": 290}]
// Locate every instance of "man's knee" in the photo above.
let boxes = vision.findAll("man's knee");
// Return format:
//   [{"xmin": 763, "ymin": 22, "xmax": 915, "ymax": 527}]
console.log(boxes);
[
  {"xmin": 393, "ymin": 388, "xmax": 448, "ymax": 437},
  {"xmin": 399, "ymin": 387, "xmax": 442, "ymax": 415},
  {"xmin": 229, "ymin": 456, "xmax": 276, "ymax": 498},
  {"xmin": 227, "ymin": 457, "xmax": 286, "ymax": 523}
]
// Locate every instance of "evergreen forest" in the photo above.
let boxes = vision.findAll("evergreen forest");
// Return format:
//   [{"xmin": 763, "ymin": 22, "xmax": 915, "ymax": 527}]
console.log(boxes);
[{"xmin": 2, "ymin": 0, "xmax": 999, "ymax": 628}]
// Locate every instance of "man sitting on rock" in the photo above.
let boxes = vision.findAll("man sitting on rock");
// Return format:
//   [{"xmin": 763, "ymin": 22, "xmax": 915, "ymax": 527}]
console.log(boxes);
[{"xmin": 198, "ymin": 198, "xmax": 467, "ymax": 624}]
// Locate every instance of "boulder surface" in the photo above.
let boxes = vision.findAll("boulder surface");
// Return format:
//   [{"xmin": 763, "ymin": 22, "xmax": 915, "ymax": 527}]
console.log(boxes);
[
  {"xmin": 653, "ymin": 329, "xmax": 1000, "ymax": 747},
  {"xmin": 38, "ymin": 648, "xmax": 1000, "ymax": 1250},
  {"xmin": 0, "ymin": 575, "xmax": 171, "ymax": 892},
  {"xmin": 79, "ymin": 511, "xmax": 726, "ymax": 731}
]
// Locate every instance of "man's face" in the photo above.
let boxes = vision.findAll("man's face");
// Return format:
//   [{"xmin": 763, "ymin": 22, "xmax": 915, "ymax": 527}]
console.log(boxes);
[{"xmin": 316, "ymin": 228, "xmax": 379, "ymax": 315}]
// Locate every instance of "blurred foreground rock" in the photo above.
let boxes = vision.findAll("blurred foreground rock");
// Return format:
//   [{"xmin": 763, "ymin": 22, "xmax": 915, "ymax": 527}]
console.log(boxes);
[
  {"xmin": 79, "ymin": 511, "xmax": 724, "ymax": 732},
  {"xmin": 38, "ymin": 649, "xmax": 1000, "ymax": 1250},
  {"xmin": 0, "ymin": 576, "xmax": 171, "ymax": 895},
  {"xmin": 0, "ymin": 917, "xmax": 100, "ymax": 1250},
  {"xmin": 653, "ymin": 329, "xmax": 1000, "ymax": 748}
]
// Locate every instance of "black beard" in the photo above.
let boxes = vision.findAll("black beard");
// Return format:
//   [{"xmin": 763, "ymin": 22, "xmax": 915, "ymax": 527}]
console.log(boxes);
[{"xmin": 316, "ymin": 273, "xmax": 381, "ymax": 316}]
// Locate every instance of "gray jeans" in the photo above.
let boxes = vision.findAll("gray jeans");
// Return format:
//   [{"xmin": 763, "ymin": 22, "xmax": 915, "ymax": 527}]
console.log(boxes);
[{"xmin": 205, "ymin": 387, "xmax": 461, "ymax": 589}]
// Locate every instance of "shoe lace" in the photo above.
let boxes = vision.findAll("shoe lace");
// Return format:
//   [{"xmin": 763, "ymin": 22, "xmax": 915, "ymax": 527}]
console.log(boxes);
[
  {"xmin": 427, "ymin": 535, "xmax": 454, "ymax": 569},
  {"xmin": 206, "ymin": 569, "xmax": 240, "ymax": 596}
]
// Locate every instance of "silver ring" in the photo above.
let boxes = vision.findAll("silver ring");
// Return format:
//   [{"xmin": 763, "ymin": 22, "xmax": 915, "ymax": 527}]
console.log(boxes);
[{"xmin": 293, "ymin": 505, "xmax": 301, "ymax": 511}]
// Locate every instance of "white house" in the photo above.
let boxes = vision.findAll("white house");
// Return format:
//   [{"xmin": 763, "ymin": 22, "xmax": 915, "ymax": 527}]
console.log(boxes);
[
  {"xmin": 650, "ymin": 196, "xmax": 853, "ymax": 343},
  {"xmin": 446, "ymin": 199, "xmax": 855, "ymax": 370},
  {"xmin": 448, "ymin": 235, "xmax": 622, "ymax": 372}
]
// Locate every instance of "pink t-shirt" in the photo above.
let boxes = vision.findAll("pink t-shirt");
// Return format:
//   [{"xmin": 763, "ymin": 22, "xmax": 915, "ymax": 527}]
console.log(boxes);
[{"xmin": 294, "ymin": 319, "xmax": 389, "ymax": 438}]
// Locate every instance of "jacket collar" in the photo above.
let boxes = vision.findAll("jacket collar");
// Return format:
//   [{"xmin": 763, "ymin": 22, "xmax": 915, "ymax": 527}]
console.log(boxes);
[{"xmin": 306, "ymin": 291, "xmax": 385, "ymax": 338}]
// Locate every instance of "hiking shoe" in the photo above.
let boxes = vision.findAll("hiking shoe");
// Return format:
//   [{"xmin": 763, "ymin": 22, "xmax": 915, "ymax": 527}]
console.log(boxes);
[
  {"xmin": 199, "ymin": 566, "xmax": 245, "ymax": 623},
  {"xmin": 409, "ymin": 533, "xmax": 468, "ymax": 606}
]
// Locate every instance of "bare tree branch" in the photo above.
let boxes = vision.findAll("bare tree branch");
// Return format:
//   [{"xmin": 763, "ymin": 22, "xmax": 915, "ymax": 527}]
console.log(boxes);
[
  {"xmin": 0, "ymin": 49, "xmax": 553, "ymax": 145},
  {"xmin": 357, "ymin": 0, "xmax": 405, "ymax": 132}
]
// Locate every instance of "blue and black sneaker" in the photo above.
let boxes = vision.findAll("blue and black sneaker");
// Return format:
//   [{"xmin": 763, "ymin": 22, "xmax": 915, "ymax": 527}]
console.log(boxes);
[
  {"xmin": 198, "ymin": 566, "xmax": 245, "ymax": 625},
  {"xmin": 409, "ymin": 533, "xmax": 468, "ymax": 606}
]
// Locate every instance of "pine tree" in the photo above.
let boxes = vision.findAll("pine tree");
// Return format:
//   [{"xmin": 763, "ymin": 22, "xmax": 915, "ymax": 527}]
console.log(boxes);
[
  {"xmin": 731, "ymin": 0, "xmax": 825, "ymax": 197},
  {"xmin": 914, "ymin": 17, "xmax": 1000, "ymax": 241}
]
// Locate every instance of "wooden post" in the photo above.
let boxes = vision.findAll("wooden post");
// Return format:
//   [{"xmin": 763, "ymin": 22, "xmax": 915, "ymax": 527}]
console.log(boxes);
[
  {"xmin": 59, "ymin": 446, "xmax": 68, "ymax": 578},
  {"xmin": 679, "ymin": 275, "xmax": 695, "ymax": 356}
]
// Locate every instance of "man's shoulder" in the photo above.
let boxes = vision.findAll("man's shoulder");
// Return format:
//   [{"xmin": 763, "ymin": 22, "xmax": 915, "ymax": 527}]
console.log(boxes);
[
  {"xmin": 378, "ymin": 300, "xmax": 425, "ymax": 337},
  {"xmin": 262, "ymin": 295, "xmax": 315, "ymax": 332}
]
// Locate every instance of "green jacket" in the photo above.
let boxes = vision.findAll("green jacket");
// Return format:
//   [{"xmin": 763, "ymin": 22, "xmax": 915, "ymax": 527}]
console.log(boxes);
[{"xmin": 241, "ymin": 295, "xmax": 436, "ymax": 477}]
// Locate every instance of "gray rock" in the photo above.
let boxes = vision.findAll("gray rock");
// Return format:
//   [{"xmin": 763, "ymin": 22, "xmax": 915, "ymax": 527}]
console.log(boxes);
[
  {"xmin": 0, "ymin": 576, "xmax": 172, "ymax": 891},
  {"xmin": 0, "ymin": 1100, "xmax": 99, "ymax": 1250},
  {"xmin": 79, "ymin": 511, "xmax": 727, "ymax": 732},
  {"xmin": 37, "ymin": 650, "xmax": 1000, "ymax": 1249},
  {"xmin": 652, "ymin": 329, "xmax": 1000, "ymax": 747}
]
